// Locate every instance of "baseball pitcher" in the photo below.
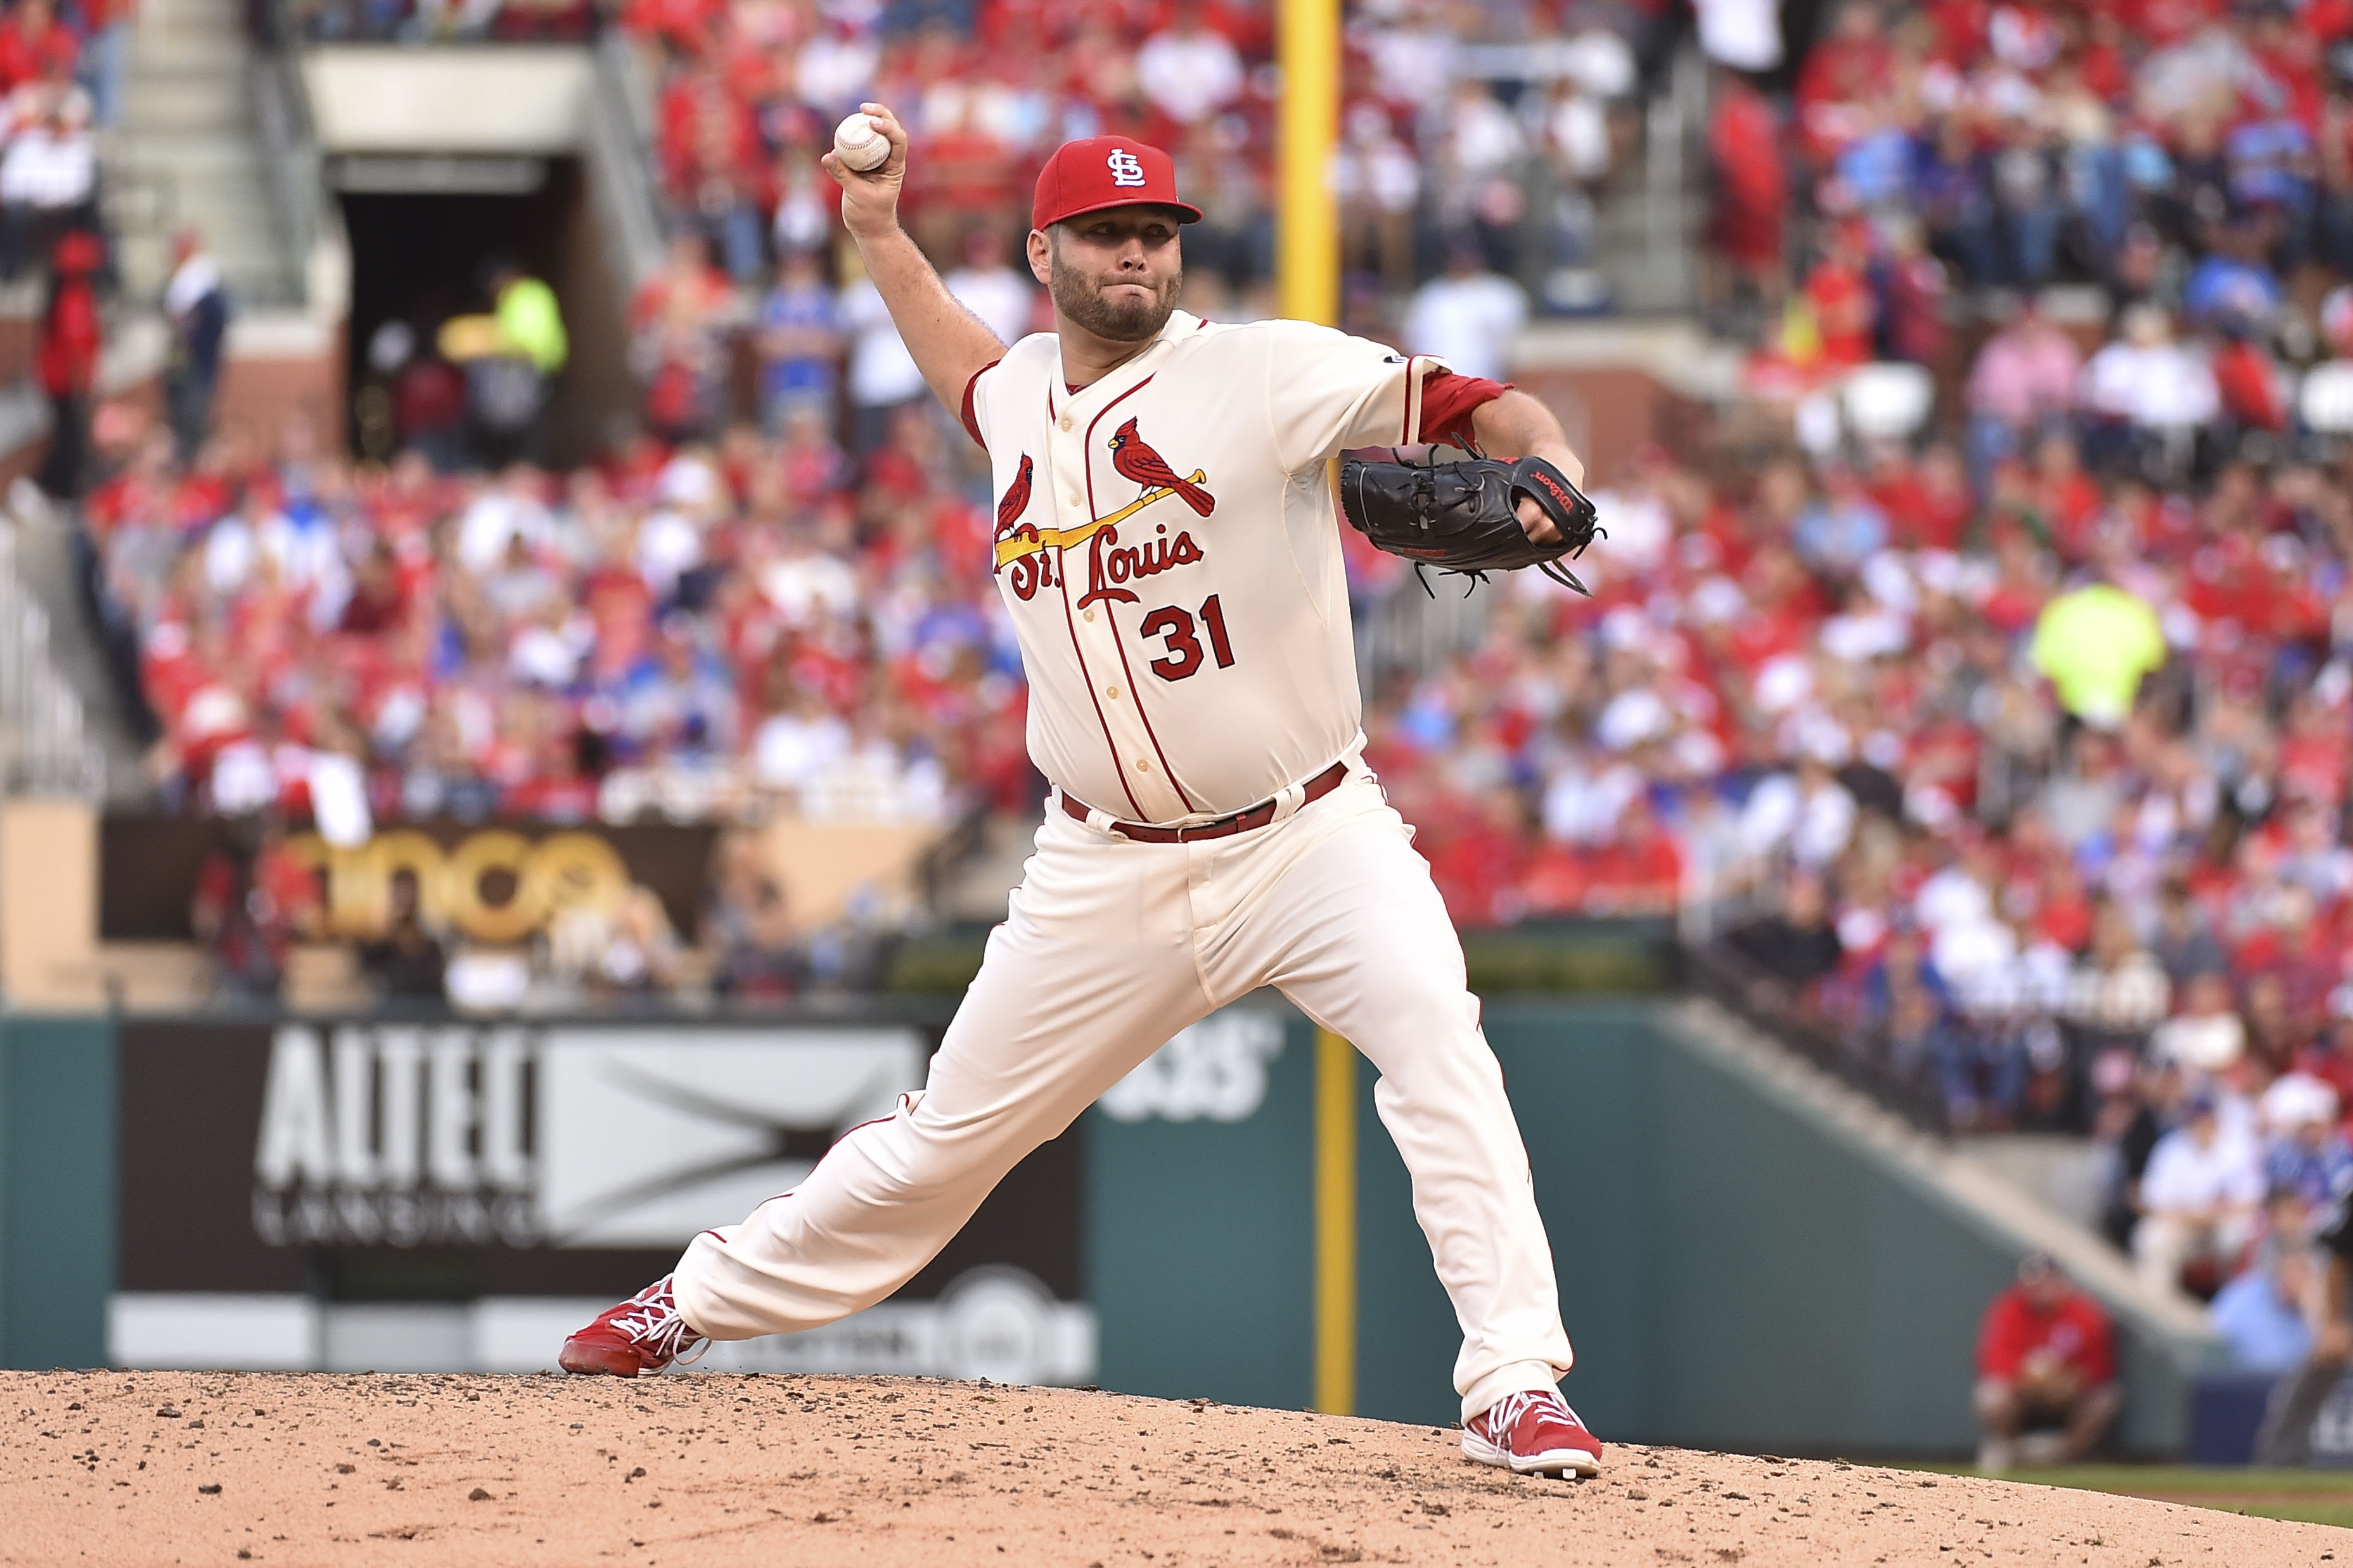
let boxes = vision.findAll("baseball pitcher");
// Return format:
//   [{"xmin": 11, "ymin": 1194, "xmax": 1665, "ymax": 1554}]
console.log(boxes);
[{"xmin": 561, "ymin": 110, "xmax": 1606, "ymax": 1479}]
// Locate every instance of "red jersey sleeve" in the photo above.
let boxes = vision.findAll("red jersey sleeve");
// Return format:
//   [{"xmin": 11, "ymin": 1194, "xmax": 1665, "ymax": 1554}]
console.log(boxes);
[
  {"xmin": 960, "ymin": 359, "xmax": 1002, "ymax": 450},
  {"xmin": 1416, "ymin": 369, "xmax": 1511, "ymax": 450}
]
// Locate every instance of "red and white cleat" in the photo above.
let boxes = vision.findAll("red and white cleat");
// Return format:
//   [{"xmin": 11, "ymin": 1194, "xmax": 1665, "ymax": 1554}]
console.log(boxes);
[
  {"xmin": 557, "ymin": 1276, "xmax": 710, "ymax": 1377},
  {"xmin": 1461, "ymin": 1389, "xmax": 1604, "ymax": 1477}
]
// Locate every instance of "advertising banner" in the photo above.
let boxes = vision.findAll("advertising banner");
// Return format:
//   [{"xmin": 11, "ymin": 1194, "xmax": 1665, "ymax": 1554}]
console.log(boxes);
[
  {"xmin": 99, "ymin": 818, "xmax": 719, "ymax": 943},
  {"xmin": 113, "ymin": 1017, "xmax": 1087, "ymax": 1381}
]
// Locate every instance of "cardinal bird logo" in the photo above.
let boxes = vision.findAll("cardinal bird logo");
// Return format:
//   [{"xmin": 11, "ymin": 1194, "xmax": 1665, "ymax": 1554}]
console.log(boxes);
[
  {"xmin": 1108, "ymin": 418, "xmax": 1215, "ymax": 516},
  {"xmin": 994, "ymin": 453, "xmax": 1036, "ymax": 542}
]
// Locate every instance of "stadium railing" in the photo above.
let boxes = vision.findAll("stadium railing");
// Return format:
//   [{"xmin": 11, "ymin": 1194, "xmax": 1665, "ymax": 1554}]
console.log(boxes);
[
  {"xmin": 0, "ymin": 526, "xmax": 105, "ymax": 800},
  {"xmin": 1683, "ymin": 937, "xmax": 1952, "ymax": 1137}
]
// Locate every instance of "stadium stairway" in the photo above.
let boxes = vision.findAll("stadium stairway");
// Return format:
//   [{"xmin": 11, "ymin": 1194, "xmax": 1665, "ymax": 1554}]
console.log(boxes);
[
  {"xmin": 1584, "ymin": 46, "xmax": 1710, "ymax": 317},
  {"xmin": 107, "ymin": 0, "xmax": 306, "ymax": 309}
]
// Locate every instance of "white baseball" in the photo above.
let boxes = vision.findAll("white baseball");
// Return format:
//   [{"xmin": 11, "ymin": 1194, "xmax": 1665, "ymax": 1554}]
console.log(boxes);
[{"xmin": 833, "ymin": 113, "xmax": 889, "ymax": 174}]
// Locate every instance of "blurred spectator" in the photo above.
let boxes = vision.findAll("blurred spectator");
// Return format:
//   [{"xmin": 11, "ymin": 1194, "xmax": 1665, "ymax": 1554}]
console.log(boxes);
[
  {"xmin": 1134, "ymin": 3, "xmax": 1243, "ymax": 129},
  {"xmin": 2260, "ymin": 1074, "xmax": 2352, "ymax": 1212},
  {"xmin": 393, "ymin": 343, "xmax": 468, "ymax": 471},
  {"xmin": 2075, "ymin": 306, "xmax": 2215, "ymax": 477},
  {"xmin": 163, "ymin": 226, "xmax": 229, "ymax": 463},
  {"xmin": 1336, "ymin": 101, "xmax": 1420, "ymax": 295},
  {"xmin": 1974, "ymin": 1252, "xmax": 2120, "ymax": 1471},
  {"xmin": 2133, "ymin": 1092, "xmax": 2263, "ymax": 1297},
  {"xmin": 941, "ymin": 226, "xmax": 1035, "ymax": 347},
  {"xmin": 1705, "ymin": 67, "xmax": 1785, "ymax": 311},
  {"xmin": 2150, "ymin": 973, "xmax": 2247, "ymax": 1075},
  {"xmin": 1726, "ymin": 870, "xmax": 1843, "ymax": 1002},
  {"xmin": 1964, "ymin": 299, "xmax": 2081, "ymax": 490},
  {"xmin": 357, "ymin": 866, "xmax": 447, "ymax": 1001},
  {"xmin": 2257, "ymin": 1182, "xmax": 2353, "ymax": 1463},
  {"xmin": 190, "ymin": 817, "xmax": 317, "ymax": 1000},
  {"xmin": 2147, "ymin": 880, "xmax": 2227, "ymax": 989},
  {"xmin": 0, "ymin": 81, "xmax": 94, "ymax": 279},
  {"xmin": 35, "ymin": 227, "xmax": 98, "ymax": 499},
  {"xmin": 705, "ymin": 831, "xmax": 804, "ymax": 1000},
  {"xmin": 631, "ymin": 233, "xmax": 737, "ymax": 444},
  {"xmin": 1693, "ymin": 0, "xmax": 1780, "ymax": 74},
  {"xmin": 2030, "ymin": 585, "xmax": 2167, "ymax": 732},
  {"xmin": 757, "ymin": 248, "xmax": 841, "ymax": 433},
  {"xmin": 1402, "ymin": 241, "xmax": 1528, "ymax": 385},
  {"xmin": 2210, "ymin": 1245, "xmax": 2314, "ymax": 1375},
  {"xmin": 79, "ymin": 0, "xmax": 129, "ymax": 127},
  {"xmin": 477, "ymin": 255, "xmax": 567, "ymax": 463},
  {"xmin": 840, "ymin": 264, "xmax": 929, "ymax": 455},
  {"xmin": 2066, "ymin": 900, "xmax": 2170, "ymax": 1065},
  {"xmin": 0, "ymin": 0, "xmax": 75, "ymax": 96}
]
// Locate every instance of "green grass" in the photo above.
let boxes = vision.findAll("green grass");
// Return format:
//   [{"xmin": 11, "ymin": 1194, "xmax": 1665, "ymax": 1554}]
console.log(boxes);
[{"xmin": 1892, "ymin": 1461, "xmax": 2353, "ymax": 1529}]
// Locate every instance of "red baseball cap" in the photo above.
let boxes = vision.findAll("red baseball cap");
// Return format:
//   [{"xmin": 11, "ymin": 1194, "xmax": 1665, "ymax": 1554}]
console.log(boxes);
[{"xmin": 1031, "ymin": 136, "xmax": 1203, "ymax": 231}]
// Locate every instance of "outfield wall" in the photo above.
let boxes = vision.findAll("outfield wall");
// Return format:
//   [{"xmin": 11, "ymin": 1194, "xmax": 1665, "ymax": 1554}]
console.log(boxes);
[{"xmin": 0, "ymin": 1000, "xmax": 2211, "ymax": 1455}]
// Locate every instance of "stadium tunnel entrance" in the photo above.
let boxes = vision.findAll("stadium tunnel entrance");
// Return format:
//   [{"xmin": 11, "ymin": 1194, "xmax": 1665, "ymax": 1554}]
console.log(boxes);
[{"xmin": 337, "ymin": 155, "xmax": 635, "ymax": 471}]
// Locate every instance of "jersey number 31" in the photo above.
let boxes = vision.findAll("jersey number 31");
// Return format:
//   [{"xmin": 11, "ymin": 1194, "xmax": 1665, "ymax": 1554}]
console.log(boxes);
[{"xmin": 1139, "ymin": 595, "xmax": 1236, "ymax": 682}]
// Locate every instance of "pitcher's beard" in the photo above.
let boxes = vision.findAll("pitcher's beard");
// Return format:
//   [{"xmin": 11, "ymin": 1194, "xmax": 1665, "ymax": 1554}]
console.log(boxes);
[{"xmin": 1051, "ymin": 258, "xmax": 1180, "ymax": 342}]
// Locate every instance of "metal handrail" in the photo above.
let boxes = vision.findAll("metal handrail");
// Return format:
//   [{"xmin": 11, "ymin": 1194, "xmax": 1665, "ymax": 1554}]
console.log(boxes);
[
  {"xmin": 1684, "ymin": 938, "xmax": 1952, "ymax": 1136},
  {"xmin": 587, "ymin": 23, "xmax": 672, "ymax": 290},
  {"xmin": 253, "ymin": 0, "xmax": 328, "ymax": 309},
  {"xmin": 0, "ymin": 526, "xmax": 105, "ymax": 799}
]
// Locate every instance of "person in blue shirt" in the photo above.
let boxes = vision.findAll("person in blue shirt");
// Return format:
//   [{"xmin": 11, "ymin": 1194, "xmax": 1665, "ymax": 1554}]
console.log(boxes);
[
  {"xmin": 2212, "ymin": 1243, "xmax": 2314, "ymax": 1375},
  {"xmin": 1790, "ymin": 466, "xmax": 1888, "ymax": 578},
  {"xmin": 2183, "ymin": 220, "xmax": 2283, "ymax": 331},
  {"xmin": 757, "ymin": 248, "xmax": 842, "ymax": 435}
]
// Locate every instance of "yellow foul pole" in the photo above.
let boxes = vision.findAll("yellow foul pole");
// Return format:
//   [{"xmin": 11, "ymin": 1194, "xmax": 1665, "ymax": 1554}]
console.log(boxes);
[
  {"xmin": 1278, "ymin": 0, "xmax": 1341, "ymax": 329},
  {"xmin": 1312, "ymin": 1027, "xmax": 1357, "ymax": 1416},
  {"xmin": 1283, "ymin": 0, "xmax": 1352, "ymax": 1420}
]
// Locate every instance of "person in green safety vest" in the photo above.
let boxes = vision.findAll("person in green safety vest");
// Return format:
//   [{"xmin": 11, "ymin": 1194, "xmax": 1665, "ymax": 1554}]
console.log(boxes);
[
  {"xmin": 2028, "ymin": 582, "xmax": 2167, "ymax": 730},
  {"xmin": 471, "ymin": 256, "xmax": 567, "ymax": 463},
  {"xmin": 490, "ymin": 258, "xmax": 567, "ymax": 374}
]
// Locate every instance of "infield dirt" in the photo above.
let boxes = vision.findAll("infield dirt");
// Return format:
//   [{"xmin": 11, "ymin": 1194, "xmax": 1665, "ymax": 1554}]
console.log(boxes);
[{"xmin": 3, "ymin": 1370, "xmax": 2340, "ymax": 1567}]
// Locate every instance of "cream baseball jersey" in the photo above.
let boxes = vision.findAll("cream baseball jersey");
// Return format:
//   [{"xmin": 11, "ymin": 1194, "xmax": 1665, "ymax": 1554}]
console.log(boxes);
[{"xmin": 966, "ymin": 308, "xmax": 1451, "ymax": 824}]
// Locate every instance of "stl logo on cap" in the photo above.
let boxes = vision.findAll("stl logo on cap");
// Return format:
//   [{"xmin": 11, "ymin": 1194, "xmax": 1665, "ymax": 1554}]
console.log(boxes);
[{"xmin": 1106, "ymin": 150, "xmax": 1147, "ymax": 187}]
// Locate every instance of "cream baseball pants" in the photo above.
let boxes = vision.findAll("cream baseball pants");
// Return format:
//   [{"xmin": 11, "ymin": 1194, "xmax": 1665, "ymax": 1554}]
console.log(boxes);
[{"xmin": 670, "ymin": 768, "xmax": 1575, "ymax": 1421}]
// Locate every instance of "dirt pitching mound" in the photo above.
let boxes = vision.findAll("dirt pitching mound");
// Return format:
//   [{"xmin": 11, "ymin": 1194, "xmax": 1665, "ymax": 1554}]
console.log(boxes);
[{"xmin": 3, "ymin": 1370, "xmax": 2338, "ymax": 1567}]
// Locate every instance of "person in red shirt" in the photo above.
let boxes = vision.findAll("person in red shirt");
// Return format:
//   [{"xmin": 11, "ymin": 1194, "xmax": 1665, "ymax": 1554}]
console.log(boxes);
[
  {"xmin": 36, "ymin": 227, "xmax": 100, "ymax": 499},
  {"xmin": 1794, "ymin": 0, "xmax": 1893, "ymax": 162},
  {"xmin": 1804, "ymin": 220, "xmax": 1876, "ymax": 369},
  {"xmin": 1706, "ymin": 70, "xmax": 1786, "ymax": 309},
  {"xmin": 1975, "ymin": 1251, "xmax": 2120, "ymax": 1470},
  {"xmin": 0, "ymin": 0, "xmax": 77, "ymax": 96}
]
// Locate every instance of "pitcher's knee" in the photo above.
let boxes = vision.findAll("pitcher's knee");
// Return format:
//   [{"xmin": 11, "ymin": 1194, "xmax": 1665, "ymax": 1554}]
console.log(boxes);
[{"xmin": 850, "ymin": 1099, "xmax": 1052, "ymax": 1206}]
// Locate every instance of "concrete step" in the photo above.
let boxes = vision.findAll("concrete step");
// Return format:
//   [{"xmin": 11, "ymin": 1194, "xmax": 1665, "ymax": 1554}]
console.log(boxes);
[
  {"xmin": 125, "ymin": 177, "xmax": 276, "ymax": 217},
  {"xmin": 118, "ymin": 96, "xmax": 251, "ymax": 136},
  {"xmin": 126, "ymin": 34, "xmax": 245, "ymax": 70},
  {"xmin": 111, "ymin": 134, "xmax": 270, "ymax": 174},
  {"xmin": 132, "ymin": 0, "xmax": 248, "ymax": 32},
  {"xmin": 125, "ymin": 51, "xmax": 252, "ymax": 85}
]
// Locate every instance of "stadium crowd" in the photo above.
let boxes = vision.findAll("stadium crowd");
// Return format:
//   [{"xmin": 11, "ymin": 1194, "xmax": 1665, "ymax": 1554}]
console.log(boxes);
[
  {"xmin": 65, "ymin": 0, "xmax": 2353, "ymax": 1278},
  {"xmin": 1680, "ymin": 0, "xmax": 2353, "ymax": 1316},
  {"xmin": 294, "ymin": 0, "xmax": 1648, "ymax": 307}
]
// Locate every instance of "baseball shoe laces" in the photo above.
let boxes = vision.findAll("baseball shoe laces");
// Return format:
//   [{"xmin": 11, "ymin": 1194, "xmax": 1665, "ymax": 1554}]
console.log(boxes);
[
  {"xmin": 557, "ymin": 1275, "xmax": 711, "ymax": 1377},
  {"xmin": 1461, "ymin": 1387, "xmax": 1603, "ymax": 1478}
]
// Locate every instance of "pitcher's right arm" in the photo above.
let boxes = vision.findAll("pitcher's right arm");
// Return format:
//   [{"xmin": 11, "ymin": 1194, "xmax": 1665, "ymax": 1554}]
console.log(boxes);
[{"xmin": 823, "ymin": 102, "xmax": 1006, "ymax": 414}]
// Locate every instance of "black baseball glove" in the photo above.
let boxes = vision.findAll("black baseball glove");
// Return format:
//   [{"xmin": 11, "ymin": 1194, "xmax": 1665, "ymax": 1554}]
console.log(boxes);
[{"xmin": 1338, "ymin": 454, "xmax": 1601, "ymax": 594}]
